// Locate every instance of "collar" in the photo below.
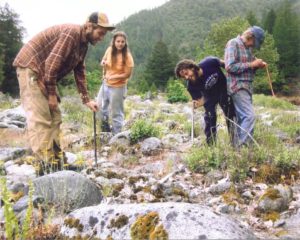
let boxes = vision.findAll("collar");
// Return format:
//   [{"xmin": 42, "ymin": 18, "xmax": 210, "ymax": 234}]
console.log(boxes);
[
  {"xmin": 80, "ymin": 25, "xmax": 88, "ymax": 44},
  {"xmin": 238, "ymin": 35, "xmax": 250, "ymax": 49}
]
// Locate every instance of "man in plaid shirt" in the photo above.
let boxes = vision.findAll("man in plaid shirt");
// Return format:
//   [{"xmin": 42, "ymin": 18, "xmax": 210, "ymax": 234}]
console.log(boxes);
[
  {"xmin": 225, "ymin": 26, "xmax": 266, "ymax": 147},
  {"xmin": 13, "ymin": 12, "xmax": 115, "ymax": 174}
]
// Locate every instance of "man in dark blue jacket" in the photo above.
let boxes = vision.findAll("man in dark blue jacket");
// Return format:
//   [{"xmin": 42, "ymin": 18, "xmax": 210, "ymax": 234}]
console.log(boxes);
[{"xmin": 175, "ymin": 57, "xmax": 236, "ymax": 145}]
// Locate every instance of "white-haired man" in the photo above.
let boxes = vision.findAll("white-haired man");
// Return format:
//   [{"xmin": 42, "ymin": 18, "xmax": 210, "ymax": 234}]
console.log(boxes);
[{"xmin": 225, "ymin": 26, "xmax": 266, "ymax": 147}]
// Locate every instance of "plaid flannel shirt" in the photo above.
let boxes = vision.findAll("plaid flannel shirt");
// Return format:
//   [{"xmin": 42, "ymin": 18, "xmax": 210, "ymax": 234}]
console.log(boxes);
[
  {"xmin": 224, "ymin": 36, "xmax": 255, "ymax": 95},
  {"xmin": 13, "ymin": 24, "xmax": 90, "ymax": 103}
]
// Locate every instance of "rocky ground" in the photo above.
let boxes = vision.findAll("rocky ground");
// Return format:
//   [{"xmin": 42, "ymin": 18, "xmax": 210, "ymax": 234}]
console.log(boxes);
[{"xmin": 0, "ymin": 93, "xmax": 300, "ymax": 239}]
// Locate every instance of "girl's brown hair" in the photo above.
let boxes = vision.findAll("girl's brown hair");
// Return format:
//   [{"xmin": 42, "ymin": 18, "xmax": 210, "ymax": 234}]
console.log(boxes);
[{"xmin": 111, "ymin": 31, "xmax": 129, "ymax": 66}]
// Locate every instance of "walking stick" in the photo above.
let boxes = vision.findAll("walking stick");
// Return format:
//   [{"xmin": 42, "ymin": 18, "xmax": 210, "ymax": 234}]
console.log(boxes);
[
  {"xmin": 266, "ymin": 65, "xmax": 276, "ymax": 97},
  {"xmin": 93, "ymin": 111, "xmax": 98, "ymax": 166},
  {"xmin": 191, "ymin": 101, "xmax": 194, "ymax": 143}
]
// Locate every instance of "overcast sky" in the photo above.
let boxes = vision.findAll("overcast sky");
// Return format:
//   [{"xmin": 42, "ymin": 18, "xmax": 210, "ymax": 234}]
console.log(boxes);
[{"xmin": 1, "ymin": 0, "xmax": 169, "ymax": 42}]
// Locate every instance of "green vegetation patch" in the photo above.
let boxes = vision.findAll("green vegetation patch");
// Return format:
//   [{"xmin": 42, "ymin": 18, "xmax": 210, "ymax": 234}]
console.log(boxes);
[
  {"xmin": 130, "ymin": 119, "xmax": 160, "ymax": 144},
  {"xmin": 253, "ymin": 94, "xmax": 297, "ymax": 110},
  {"xmin": 272, "ymin": 113, "xmax": 300, "ymax": 138},
  {"xmin": 166, "ymin": 80, "xmax": 189, "ymax": 103},
  {"xmin": 185, "ymin": 145, "xmax": 226, "ymax": 174}
]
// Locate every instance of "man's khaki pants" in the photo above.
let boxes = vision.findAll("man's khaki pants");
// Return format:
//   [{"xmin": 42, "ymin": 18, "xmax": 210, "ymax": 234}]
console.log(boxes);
[{"xmin": 16, "ymin": 67, "xmax": 62, "ymax": 162}]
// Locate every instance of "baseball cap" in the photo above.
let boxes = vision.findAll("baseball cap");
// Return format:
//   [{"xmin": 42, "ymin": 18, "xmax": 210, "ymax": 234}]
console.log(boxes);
[
  {"xmin": 249, "ymin": 26, "xmax": 265, "ymax": 49},
  {"xmin": 87, "ymin": 12, "xmax": 115, "ymax": 31}
]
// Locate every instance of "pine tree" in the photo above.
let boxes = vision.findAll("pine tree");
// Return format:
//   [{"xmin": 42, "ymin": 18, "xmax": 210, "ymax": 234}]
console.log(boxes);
[
  {"xmin": 246, "ymin": 11, "xmax": 259, "ymax": 26},
  {"xmin": 263, "ymin": 9, "xmax": 276, "ymax": 34},
  {"xmin": 0, "ymin": 3, "xmax": 24, "ymax": 95},
  {"xmin": 253, "ymin": 34, "xmax": 280, "ymax": 94},
  {"xmin": 273, "ymin": 0, "xmax": 300, "ymax": 78},
  {"xmin": 144, "ymin": 40, "xmax": 174, "ymax": 90},
  {"xmin": 0, "ymin": 44, "xmax": 4, "ymax": 87}
]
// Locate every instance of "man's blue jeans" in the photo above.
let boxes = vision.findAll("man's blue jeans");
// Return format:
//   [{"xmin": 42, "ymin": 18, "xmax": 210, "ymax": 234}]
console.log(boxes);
[{"xmin": 231, "ymin": 89, "xmax": 255, "ymax": 146}]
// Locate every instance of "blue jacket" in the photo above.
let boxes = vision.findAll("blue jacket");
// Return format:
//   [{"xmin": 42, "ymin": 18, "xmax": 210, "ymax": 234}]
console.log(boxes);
[{"xmin": 187, "ymin": 56, "xmax": 227, "ymax": 100}]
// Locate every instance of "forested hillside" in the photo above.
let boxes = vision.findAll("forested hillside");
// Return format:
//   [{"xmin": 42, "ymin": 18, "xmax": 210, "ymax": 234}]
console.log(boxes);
[
  {"xmin": 86, "ymin": 0, "xmax": 296, "ymax": 69},
  {"xmin": 0, "ymin": 0, "xmax": 299, "ymax": 96}
]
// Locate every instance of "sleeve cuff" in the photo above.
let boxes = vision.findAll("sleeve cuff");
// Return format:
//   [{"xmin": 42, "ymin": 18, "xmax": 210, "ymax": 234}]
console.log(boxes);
[{"xmin": 81, "ymin": 94, "xmax": 90, "ymax": 104}]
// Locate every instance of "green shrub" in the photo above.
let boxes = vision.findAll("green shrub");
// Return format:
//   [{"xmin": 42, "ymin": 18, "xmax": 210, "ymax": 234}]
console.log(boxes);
[
  {"xmin": 185, "ymin": 145, "xmax": 225, "ymax": 173},
  {"xmin": 21, "ymin": 180, "xmax": 34, "ymax": 240},
  {"xmin": 0, "ymin": 177, "xmax": 20, "ymax": 239},
  {"xmin": 166, "ymin": 79, "xmax": 189, "ymax": 103},
  {"xmin": 130, "ymin": 119, "xmax": 160, "ymax": 143},
  {"xmin": 274, "ymin": 146, "xmax": 300, "ymax": 170},
  {"xmin": 0, "ymin": 178, "xmax": 35, "ymax": 239},
  {"xmin": 272, "ymin": 113, "xmax": 300, "ymax": 138}
]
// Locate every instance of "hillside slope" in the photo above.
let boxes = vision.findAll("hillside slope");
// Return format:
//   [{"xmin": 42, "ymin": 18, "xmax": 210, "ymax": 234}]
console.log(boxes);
[{"xmin": 86, "ymin": 0, "xmax": 300, "ymax": 69}]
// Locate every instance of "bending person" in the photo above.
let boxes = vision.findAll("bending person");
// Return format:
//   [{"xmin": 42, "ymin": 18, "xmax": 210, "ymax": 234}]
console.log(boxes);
[
  {"xmin": 13, "ymin": 12, "xmax": 115, "ymax": 174},
  {"xmin": 175, "ymin": 57, "xmax": 236, "ymax": 145}
]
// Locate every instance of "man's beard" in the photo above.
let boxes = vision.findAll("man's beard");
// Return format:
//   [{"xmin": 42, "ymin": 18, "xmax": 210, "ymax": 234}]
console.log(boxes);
[
  {"xmin": 86, "ymin": 31, "xmax": 97, "ymax": 45},
  {"xmin": 188, "ymin": 68, "xmax": 199, "ymax": 82}
]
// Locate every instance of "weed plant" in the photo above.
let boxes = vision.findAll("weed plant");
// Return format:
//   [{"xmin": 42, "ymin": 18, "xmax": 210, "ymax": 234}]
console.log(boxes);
[
  {"xmin": 0, "ymin": 178, "xmax": 34, "ymax": 239},
  {"xmin": 166, "ymin": 79, "xmax": 189, "ymax": 103},
  {"xmin": 130, "ymin": 119, "xmax": 161, "ymax": 144},
  {"xmin": 0, "ymin": 160, "xmax": 5, "ymax": 176}
]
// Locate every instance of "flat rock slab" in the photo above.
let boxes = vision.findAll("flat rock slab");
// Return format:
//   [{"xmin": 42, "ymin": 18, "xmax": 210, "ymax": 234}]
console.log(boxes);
[{"xmin": 61, "ymin": 202, "xmax": 256, "ymax": 239}]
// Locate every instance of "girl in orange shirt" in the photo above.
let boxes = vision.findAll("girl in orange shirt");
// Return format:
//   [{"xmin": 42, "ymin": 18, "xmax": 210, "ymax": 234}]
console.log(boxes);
[{"xmin": 97, "ymin": 31, "xmax": 134, "ymax": 134}]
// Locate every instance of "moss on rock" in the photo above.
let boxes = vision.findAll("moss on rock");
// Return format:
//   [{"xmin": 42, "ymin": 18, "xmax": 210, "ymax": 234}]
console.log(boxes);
[
  {"xmin": 64, "ymin": 217, "xmax": 84, "ymax": 232},
  {"xmin": 130, "ymin": 211, "xmax": 168, "ymax": 240},
  {"xmin": 109, "ymin": 214, "xmax": 129, "ymax": 229},
  {"xmin": 260, "ymin": 188, "xmax": 281, "ymax": 201}
]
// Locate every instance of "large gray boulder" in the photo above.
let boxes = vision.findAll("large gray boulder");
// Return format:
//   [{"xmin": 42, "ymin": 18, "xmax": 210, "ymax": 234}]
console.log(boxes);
[
  {"xmin": 60, "ymin": 202, "xmax": 256, "ymax": 239},
  {"xmin": 33, "ymin": 170, "xmax": 102, "ymax": 212}
]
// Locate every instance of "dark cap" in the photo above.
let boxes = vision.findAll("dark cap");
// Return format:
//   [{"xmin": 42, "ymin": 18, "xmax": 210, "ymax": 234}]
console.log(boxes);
[{"xmin": 249, "ymin": 26, "xmax": 265, "ymax": 49}]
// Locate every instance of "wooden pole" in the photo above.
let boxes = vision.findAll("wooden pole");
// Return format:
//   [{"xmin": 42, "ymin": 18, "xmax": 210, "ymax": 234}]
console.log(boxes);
[{"xmin": 266, "ymin": 65, "xmax": 276, "ymax": 97}]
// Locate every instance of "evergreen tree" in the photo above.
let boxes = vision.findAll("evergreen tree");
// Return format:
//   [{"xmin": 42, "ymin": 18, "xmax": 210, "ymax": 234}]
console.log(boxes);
[
  {"xmin": 144, "ymin": 40, "xmax": 174, "ymax": 90},
  {"xmin": 0, "ymin": 3, "xmax": 24, "ymax": 95},
  {"xmin": 0, "ymin": 43, "xmax": 4, "ymax": 87},
  {"xmin": 273, "ymin": 0, "xmax": 300, "ymax": 78},
  {"xmin": 253, "ymin": 34, "xmax": 281, "ymax": 94},
  {"xmin": 246, "ymin": 10, "xmax": 259, "ymax": 26},
  {"xmin": 263, "ymin": 9, "xmax": 276, "ymax": 34}
]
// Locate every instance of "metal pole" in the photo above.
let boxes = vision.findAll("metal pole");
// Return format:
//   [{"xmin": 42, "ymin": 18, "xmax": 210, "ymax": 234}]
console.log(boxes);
[
  {"xmin": 93, "ymin": 111, "xmax": 97, "ymax": 166},
  {"xmin": 191, "ymin": 101, "xmax": 194, "ymax": 143}
]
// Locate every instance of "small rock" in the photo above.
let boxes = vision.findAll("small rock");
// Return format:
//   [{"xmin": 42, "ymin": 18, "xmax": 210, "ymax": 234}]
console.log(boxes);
[
  {"xmin": 208, "ymin": 181, "xmax": 231, "ymax": 195},
  {"xmin": 242, "ymin": 190, "xmax": 254, "ymax": 199}
]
